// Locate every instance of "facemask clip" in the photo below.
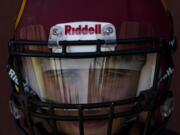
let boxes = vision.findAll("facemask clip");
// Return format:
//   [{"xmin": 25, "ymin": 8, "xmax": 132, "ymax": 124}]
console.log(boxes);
[
  {"xmin": 9, "ymin": 100, "xmax": 21, "ymax": 119},
  {"xmin": 160, "ymin": 97, "xmax": 174, "ymax": 118}
]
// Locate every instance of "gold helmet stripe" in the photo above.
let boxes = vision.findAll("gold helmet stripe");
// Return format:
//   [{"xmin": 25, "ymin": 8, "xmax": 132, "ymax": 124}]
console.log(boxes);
[
  {"xmin": 15, "ymin": 0, "xmax": 27, "ymax": 30},
  {"xmin": 161, "ymin": 0, "xmax": 168, "ymax": 11}
]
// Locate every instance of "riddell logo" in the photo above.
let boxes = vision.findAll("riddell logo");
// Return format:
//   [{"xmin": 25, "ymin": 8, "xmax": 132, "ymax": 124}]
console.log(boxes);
[{"xmin": 65, "ymin": 24, "xmax": 101, "ymax": 35}]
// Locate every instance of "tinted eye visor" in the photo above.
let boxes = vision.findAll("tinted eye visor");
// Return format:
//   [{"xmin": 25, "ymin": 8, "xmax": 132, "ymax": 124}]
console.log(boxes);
[{"xmin": 8, "ymin": 38, "xmax": 164, "ymax": 105}]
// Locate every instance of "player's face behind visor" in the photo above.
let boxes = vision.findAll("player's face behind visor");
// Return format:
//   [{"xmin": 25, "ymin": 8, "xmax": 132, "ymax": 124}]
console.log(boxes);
[{"xmin": 20, "ymin": 54, "xmax": 148, "ymax": 135}]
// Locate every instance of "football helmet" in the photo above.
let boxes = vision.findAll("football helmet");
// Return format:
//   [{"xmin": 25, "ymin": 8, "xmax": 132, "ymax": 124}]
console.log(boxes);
[{"xmin": 8, "ymin": 0, "xmax": 177, "ymax": 135}]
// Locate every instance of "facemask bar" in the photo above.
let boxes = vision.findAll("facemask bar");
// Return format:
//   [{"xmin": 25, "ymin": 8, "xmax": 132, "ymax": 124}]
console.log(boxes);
[
  {"xmin": 8, "ymin": 37, "xmax": 175, "ymax": 135},
  {"xmin": 9, "ymin": 37, "xmax": 163, "ymax": 58},
  {"xmin": 11, "ymin": 89, "xmax": 147, "ymax": 135}
]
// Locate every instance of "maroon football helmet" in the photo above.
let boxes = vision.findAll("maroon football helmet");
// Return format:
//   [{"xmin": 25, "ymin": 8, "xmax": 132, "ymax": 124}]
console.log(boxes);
[{"xmin": 8, "ymin": 0, "xmax": 177, "ymax": 135}]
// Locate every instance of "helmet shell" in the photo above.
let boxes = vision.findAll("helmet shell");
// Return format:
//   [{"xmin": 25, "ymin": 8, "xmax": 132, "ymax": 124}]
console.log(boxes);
[{"xmin": 15, "ymin": 0, "xmax": 172, "ymax": 41}]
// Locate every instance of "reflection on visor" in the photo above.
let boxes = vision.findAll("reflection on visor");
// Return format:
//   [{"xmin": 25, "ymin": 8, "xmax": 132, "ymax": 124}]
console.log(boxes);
[{"xmin": 21, "ymin": 55, "xmax": 146, "ymax": 104}]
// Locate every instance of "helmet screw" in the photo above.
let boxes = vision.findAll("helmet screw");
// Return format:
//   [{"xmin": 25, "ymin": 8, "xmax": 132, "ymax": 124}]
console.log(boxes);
[
  {"xmin": 103, "ymin": 26, "xmax": 113, "ymax": 35},
  {"xmin": 52, "ymin": 28, "xmax": 59, "ymax": 36}
]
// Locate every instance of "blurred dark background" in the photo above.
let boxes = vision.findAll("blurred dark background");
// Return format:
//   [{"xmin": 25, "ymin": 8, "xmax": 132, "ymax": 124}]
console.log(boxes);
[{"xmin": 0, "ymin": 0, "xmax": 179, "ymax": 134}]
